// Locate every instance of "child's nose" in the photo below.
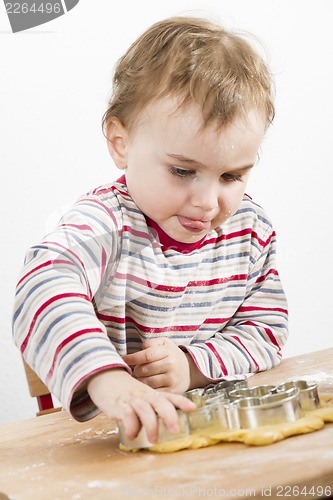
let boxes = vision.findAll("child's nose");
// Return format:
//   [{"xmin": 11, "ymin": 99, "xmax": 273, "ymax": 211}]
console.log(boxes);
[{"xmin": 191, "ymin": 181, "xmax": 219, "ymax": 211}]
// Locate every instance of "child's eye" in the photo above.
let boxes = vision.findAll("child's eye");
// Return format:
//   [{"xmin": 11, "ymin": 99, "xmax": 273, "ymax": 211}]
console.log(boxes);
[
  {"xmin": 222, "ymin": 173, "xmax": 243, "ymax": 182},
  {"xmin": 169, "ymin": 167, "xmax": 195, "ymax": 178}
]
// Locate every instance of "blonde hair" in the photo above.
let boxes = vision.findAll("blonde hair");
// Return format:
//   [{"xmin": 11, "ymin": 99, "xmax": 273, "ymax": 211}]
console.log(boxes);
[{"xmin": 102, "ymin": 16, "xmax": 275, "ymax": 133}]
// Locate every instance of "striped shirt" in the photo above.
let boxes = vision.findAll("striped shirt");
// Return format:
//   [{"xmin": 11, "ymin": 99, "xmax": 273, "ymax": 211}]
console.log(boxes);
[{"xmin": 13, "ymin": 176, "xmax": 288, "ymax": 421}]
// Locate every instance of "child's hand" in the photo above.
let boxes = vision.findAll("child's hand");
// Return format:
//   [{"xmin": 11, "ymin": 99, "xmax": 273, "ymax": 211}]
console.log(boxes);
[
  {"xmin": 123, "ymin": 337, "xmax": 192, "ymax": 393},
  {"xmin": 86, "ymin": 368, "xmax": 195, "ymax": 443}
]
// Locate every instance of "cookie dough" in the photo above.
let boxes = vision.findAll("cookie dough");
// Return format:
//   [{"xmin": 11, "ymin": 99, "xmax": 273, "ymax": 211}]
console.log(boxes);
[{"xmin": 120, "ymin": 396, "xmax": 333, "ymax": 453}]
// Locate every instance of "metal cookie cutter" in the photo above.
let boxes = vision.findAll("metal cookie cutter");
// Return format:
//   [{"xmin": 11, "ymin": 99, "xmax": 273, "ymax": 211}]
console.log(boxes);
[
  {"xmin": 213, "ymin": 379, "xmax": 248, "ymax": 396},
  {"xmin": 184, "ymin": 379, "xmax": 249, "ymax": 431},
  {"xmin": 118, "ymin": 410, "xmax": 189, "ymax": 449},
  {"xmin": 208, "ymin": 398, "xmax": 240, "ymax": 430},
  {"xmin": 234, "ymin": 387, "xmax": 303, "ymax": 429},
  {"xmin": 187, "ymin": 405, "xmax": 213, "ymax": 431},
  {"xmin": 205, "ymin": 382, "xmax": 309, "ymax": 430},
  {"xmin": 275, "ymin": 380, "xmax": 320, "ymax": 411},
  {"xmin": 185, "ymin": 379, "xmax": 248, "ymax": 404},
  {"xmin": 184, "ymin": 388, "xmax": 206, "ymax": 407},
  {"xmin": 187, "ymin": 394, "xmax": 239, "ymax": 432},
  {"xmin": 228, "ymin": 384, "xmax": 276, "ymax": 401},
  {"xmin": 185, "ymin": 388, "xmax": 230, "ymax": 431}
]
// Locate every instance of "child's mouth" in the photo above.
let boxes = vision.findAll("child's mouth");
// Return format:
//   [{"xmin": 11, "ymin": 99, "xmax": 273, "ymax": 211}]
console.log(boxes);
[{"xmin": 177, "ymin": 215, "xmax": 211, "ymax": 232}]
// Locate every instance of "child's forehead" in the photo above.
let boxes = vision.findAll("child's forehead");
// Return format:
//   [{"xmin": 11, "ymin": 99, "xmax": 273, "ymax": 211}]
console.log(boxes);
[
  {"xmin": 135, "ymin": 96, "xmax": 265, "ymax": 140},
  {"xmin": 131, "ymin": 97, "xmax": 265, "ymax": 169},
  {"xmin": 134, "ymin": 96, "xmax": 209, "ymax": 134}
]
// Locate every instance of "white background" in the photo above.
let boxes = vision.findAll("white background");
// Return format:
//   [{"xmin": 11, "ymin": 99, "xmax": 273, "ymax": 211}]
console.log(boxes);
[{"xmin": 1, "ymin": 0, "xmax": 332, "ymax": 424}]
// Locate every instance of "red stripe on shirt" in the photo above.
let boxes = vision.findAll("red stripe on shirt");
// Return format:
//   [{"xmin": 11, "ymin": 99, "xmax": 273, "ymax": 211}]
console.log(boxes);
[
  {"xmin": 41, "ymin": 241, "xmax": 93, "ymax": 298},
  {"xmin": 255, "ymin": 268, "xmax": 279, "ymax": 283},
  {"xmin": 206, "ymin": 342, "xmax": 228, "ymax": 375},
  {"xmin": 243, "ymin": 320, "xmax": 281, "ymax": 350},
  {"xmin": 59, "ymin": 223, "xmax": 94, "ymax": 232},
  {"xmin": 79, "ymin": 197, "xmax": 119, "ymax": 227},
  {"xmin": 123, "ymin": 225, "xmax": 153, "ymax": 241},
  {"xmin": 238, "ymin": 305, "xmax": 288, "ymax": 315},
  {"xmin": 96, "ymin": 313, "xmax": 200, "ymax": 334},
  {"xmin": 46, "ymin": 327, "xmax": 105, "ymax": 382},
  {"xmin": 21, "ymin": 293, "xmax": 90, "ymax": 353},
  {"xmin": 231, "ymin": 335, "xmax": 260, "ymax": 371},
  {"xmin": 17, "ymin": 260, "xmax": 75, "ymax": 287},
  {"xmin": 100, "ymin": 246, "xmax": 107, "ymax": 281}
]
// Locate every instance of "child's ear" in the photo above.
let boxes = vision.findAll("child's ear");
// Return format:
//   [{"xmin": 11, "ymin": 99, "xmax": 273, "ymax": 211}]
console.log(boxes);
[{"xmin": 105, "ymin": 117, "xmax": 129, "ymax": 170}]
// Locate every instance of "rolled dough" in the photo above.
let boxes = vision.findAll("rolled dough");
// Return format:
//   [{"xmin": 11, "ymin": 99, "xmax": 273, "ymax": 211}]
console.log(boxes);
[{"xmin": 119, "ymin": 395, "xmax": 333, "ymax": 453}]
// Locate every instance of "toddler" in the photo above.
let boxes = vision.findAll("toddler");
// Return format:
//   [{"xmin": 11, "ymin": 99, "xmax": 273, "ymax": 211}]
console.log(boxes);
[{"xmin": 13, "ymin": 16, "xmax": 288, "ymax": 443}]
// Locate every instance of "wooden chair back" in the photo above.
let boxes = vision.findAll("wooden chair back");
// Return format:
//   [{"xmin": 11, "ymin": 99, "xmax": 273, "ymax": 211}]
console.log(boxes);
[{"xmin": 22, "ymin": 359, "xmax": 61, "ymax": 416}]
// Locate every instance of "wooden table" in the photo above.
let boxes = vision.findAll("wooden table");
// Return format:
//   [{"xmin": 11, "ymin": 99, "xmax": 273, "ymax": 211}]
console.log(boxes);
[{"xmin": 1, "ymin": 348, "xmax": 333, "ymax": 500}]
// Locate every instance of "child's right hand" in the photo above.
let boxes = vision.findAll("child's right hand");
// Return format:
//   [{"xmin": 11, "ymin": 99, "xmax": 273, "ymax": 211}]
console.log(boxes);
[{"xmin": 86, "ymin": 368, "xmax": 196, "ymax": 443}]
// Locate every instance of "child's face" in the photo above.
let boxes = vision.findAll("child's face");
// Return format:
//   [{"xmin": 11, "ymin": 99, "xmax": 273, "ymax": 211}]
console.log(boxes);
[{"xmin": 119, "ymin": 97, "xmax": 266, "ymax": 244}]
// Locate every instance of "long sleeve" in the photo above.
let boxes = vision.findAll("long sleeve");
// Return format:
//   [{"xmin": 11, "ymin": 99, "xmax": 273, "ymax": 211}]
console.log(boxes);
[
  {"xmin": 13, "ymin": 181, "xmax": 289, "ymax": 415},
  {"xmin": 13, "ymin": 191, "xmax": 131, "ymax": 420},
  {"xmin": 181, "ymin": 225, "xmax": 288, "ymax": 380}
]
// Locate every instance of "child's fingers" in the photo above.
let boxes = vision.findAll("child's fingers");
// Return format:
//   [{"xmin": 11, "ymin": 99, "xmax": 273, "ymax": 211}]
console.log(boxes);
[
  {"xmin": 148, "ymin": 393, "xmax": 182, "ymax": 434},
  {"xmin": 119, "ymin": 392, "xmax": 182, "ymax": 441},
  {"xmin": 166, "ymin": 392, "xmax": 197, "ymax": 413},
  {"xmin": 123, "ymin": 337, "xmax": 169, "ymax": 366},
  {"xmin": 130, "ymin": 398, "xmax": 160, "ymax": 443},
  {"xmin": 122, "ymin": 351, "xmax": 142, "ymax": 366},
  {"xmin": 117, "ymin": 390, "xmax": 196, "ymax": 443},
  {"xmin": 113, "ymin": 402, "xmax": 142, "ymax": 440},
  {"xmin": 133, "ymin": 358, "xmax": 165, "ymax": 379},
  {"xmin": 123, "ymin": 344, "xmax": 167, "ymax": 366},
  {"xmin": 149, "ymin": 392, "xmax": 196, "ymax": 434}
]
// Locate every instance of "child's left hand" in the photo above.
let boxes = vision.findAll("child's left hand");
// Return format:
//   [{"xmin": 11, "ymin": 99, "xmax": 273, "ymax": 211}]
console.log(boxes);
[{"xmin": 122, "ymin": 337, "xmax": 191, "ymax": 393}]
